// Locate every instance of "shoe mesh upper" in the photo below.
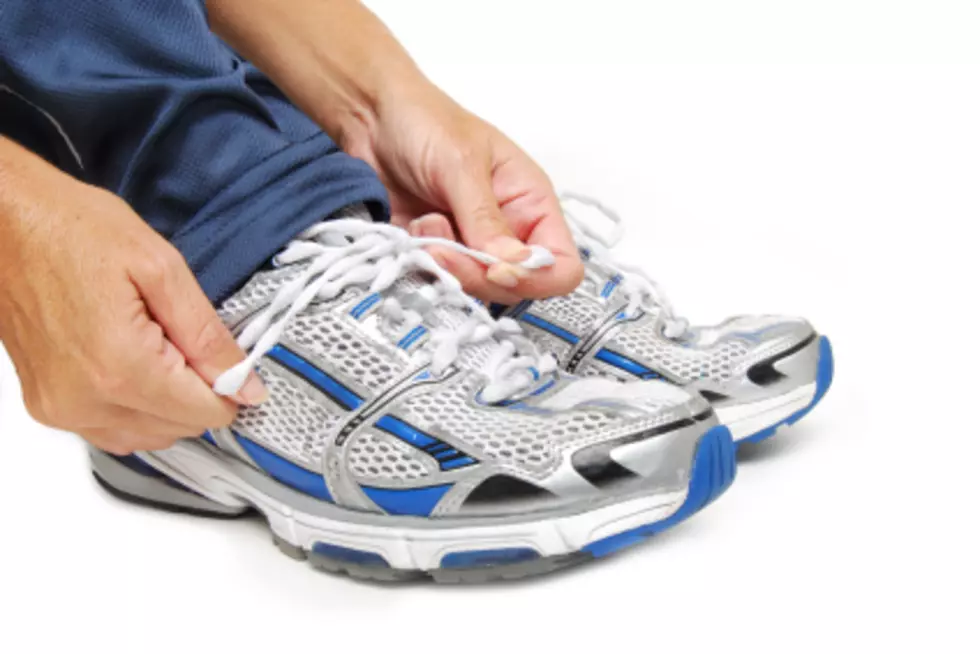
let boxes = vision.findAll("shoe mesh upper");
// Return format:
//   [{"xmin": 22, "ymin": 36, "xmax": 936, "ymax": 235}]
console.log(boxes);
[
  {"xmin": 529, "ymin": 293, "xmax": 605, "ymax": 333},
  {"xmin": 394, "ymin": 371, "xmax": 677, "ymax": 478},
  {"xmin": 607, "ymin": 316, "xmax": 751, "ymax": 383},
  {"xmin": 347, "ymin": 430, "xmax": 436, "ymax": 482},
  {"xmin": 285, "ymin": 303, "xmax": 405, "ymax": 392},
  {"xmin": 217, "ymin": 266, "xmax": 302, "ymax": 327},
  {"xmin": 235, "ymin": 361, "xmax": 342, "ymax": 467}
]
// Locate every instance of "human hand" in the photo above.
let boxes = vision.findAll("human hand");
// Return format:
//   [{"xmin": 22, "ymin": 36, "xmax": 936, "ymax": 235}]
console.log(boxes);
[
  {"xmin": 206, "ymin": 0, "xmax": 581, "ymax": 303},
  {"xmin": 339, "ymin": 85, "xmax": 584, "ymax": 304},
  {"xmin": 0, "ymin": 140, "xmax": 265, "ymax": 454}
]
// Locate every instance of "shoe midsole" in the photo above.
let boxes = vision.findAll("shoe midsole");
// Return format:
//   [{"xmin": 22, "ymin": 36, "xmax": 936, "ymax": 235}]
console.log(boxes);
[
  {"xmin": 127, "ymin": 439, "xmax": 692, "ymax": 570},
  {"xmin": 715, "ymin": 382, "xmax": 817, "ymax": 441}
]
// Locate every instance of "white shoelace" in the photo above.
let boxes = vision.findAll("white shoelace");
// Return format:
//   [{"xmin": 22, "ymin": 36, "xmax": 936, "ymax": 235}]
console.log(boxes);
[
  {"xmin": 560, "ymin": 192, "xmax": 689, "ymax": 339},
  {"xmin": 213, "ymin": 219, "xmax": 558, "ymax": 404}
]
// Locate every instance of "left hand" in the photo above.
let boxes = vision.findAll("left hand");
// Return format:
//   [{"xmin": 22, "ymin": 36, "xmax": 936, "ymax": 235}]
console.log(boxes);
[
  {"xmin": 338, "ymin": 84, "xmax": 584, "ymax": 304},
  {"xmin": 206, "ymin": 0, "xmax": 581, "ymax": 303}
]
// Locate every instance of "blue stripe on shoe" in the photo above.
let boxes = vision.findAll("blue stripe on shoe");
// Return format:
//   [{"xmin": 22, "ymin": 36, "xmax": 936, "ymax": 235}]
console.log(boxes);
[
  {"xmin": 397, "ymin": 325, "xmax": 427, "ymax": 349},
  {"xmin": 374, "ymin": 416, "xmax": 478, "ymax": 470},
  {"xmin": 439, "ymin": 456, "xmax": 477, "ymax": 470},
  {"xmin": 600, "ymin": 274, "xmax": 623, "ymax": 298},
  {"xmin": 360, "ymin": 484, "xmax": 453, "ymax": 516},
  {"xmin": 595, "ymin": 348, "xmax": 663, "ymax": 379},
  {"xmin": 374, "ymin": 415, "xmax": 438, "ymax": 449},
  {"xmin": 507, "ymin": 299, "xmax": 535, "ymax": 319},
  {"xmin": 267, "ymin": 345, "xmax": 364, "ymax": 410},
  {"xmin": 519, "ymin": 314, "xmax": 580, "ymax": 344},
  {"xmin": 234, "ymin": 432, "xmax": 333, "ymax": 502},
  {"xmin": 349, "ymin": 293, "xmax": 381, "ymax": 318}
]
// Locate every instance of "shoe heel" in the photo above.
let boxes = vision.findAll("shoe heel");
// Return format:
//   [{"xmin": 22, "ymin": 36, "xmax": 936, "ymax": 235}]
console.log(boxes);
[{"xmin": 90, "ymin": 449, "xmax": 249, "ymax": 519}]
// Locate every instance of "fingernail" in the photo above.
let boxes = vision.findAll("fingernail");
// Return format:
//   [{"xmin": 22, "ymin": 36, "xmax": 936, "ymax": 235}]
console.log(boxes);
[
  {"xmin": 237, "ymin": 372, "xmax": 269, "ymax": 406},
  {"xmin": 408, "ymin": 219, "xmax": 429, "ymax": 237},
  {"xmin": 486, "ymin": 236, "xmax": 532, "ymax": 263},
  {"xmin": 487, "ymin": 263, "xmax": 520, "ymax": 288}
]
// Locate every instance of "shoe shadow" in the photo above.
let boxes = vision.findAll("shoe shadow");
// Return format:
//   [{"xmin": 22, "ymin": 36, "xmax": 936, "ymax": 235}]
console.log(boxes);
[{"xmin": 735, "ymin": 422, "xmax": 819, "ymax": 466}]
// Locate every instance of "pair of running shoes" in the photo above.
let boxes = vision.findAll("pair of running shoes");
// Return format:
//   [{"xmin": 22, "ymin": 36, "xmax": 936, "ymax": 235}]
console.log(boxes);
[{"xmin": 91, "ymin": 194, "xmax": 834, "ymax": 583}]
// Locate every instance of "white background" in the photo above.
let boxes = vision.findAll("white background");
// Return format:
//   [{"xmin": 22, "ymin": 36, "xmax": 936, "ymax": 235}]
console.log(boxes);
[{"xmin": 1, "ymin": 1, "xmax": 978, "ymax": 651}]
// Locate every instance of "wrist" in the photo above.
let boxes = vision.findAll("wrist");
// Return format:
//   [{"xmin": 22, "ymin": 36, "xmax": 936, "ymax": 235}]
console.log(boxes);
[
  {"xmin": 0, "ymin": 138, "xmax": 64, "ymax": 281},
  {"xmin": 206, "ymin": 0, "xmax": 431, "ymax": 143},
  {"xmin": 333, "ymin": 72, "xmax": 446, "ymax": 150},
  {"xmin": 0, "ymin": 138, "xmax": 28, "ymax": 278}
]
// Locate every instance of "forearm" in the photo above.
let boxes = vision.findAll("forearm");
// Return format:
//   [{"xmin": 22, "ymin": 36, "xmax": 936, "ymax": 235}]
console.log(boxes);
[
  {"xmin": 0, "ymin": 137, "xmax": 53, "ymax": 278},
  {"xmin": 206, "ymin": 0, "xmax": 433, "ymax": 146}
]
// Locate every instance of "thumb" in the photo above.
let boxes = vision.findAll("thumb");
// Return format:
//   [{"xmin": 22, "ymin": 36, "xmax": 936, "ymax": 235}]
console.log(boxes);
[
  {"xmin": 443, "ymin": 164, "xmax": 531, "ymax": 272},
  {"xmin": 133, "ymin": 244, "xmax": 268, "ymax": 406}
]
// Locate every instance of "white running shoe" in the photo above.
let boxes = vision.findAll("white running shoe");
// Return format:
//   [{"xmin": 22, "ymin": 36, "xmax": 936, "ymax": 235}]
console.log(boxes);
[
  {"xmin": 499, "ymin": 193, "xmax": 834, "ymax": 447},
  {"xmin": 91, "ymin": 213, "xmax": 735, "ymax": 583}
]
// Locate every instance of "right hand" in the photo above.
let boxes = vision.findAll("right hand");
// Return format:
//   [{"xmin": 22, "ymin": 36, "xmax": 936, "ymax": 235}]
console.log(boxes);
[{"xmin": 0, "ymin": 140, "xmax": 266, "ymax": 455}]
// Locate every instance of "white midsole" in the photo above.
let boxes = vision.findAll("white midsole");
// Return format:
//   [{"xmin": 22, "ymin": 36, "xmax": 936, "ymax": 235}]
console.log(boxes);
[
  {"xmin": 715, "ymin": 382, "xmax": 817, "ymax": 442},
  {"xmin": 141, "ymin": 441, "xmax": 688, "ymax": 570}
]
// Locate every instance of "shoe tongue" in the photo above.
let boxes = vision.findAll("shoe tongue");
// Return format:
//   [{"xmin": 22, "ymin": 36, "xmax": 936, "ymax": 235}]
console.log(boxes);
[
  {"xmin": 580, "ymin": 256, "xmax": 620, "ymax": 299},
  {"xmin": 387, "ymin": 273, "xmax": 498, "ymax": 371},
  {"xmin": 332, "ymin": 203, "xmax": 374, "ymax": 222}
]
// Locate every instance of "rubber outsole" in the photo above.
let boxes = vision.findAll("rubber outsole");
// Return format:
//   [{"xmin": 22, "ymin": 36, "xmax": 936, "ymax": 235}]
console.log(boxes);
[
  {"xmin": 93, "ymin": 425, "xmax": 736, "ymax": 583},
  {"xmin": 739, "ymin": 336, "xmax": 834, "ymax": 447},
  {"xmin": 93, "ymin": 472, "xmax": 252, "ymax": 521}
]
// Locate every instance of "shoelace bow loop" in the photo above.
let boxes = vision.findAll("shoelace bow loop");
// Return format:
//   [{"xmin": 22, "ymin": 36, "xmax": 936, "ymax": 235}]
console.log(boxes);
[
  {"xmin": 213, "ymin": 219, "xmax": 556, "ymax": 404},
  {"xmin": 559, "ymin": 192, "xmax": 689, "ymax": 339}
]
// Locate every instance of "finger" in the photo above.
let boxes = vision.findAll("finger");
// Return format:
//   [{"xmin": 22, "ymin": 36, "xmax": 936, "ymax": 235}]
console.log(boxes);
[
  {"xmin": 408, "ymin": 213, "xmax": 456, "ymax": 240},
  {"xmin": 408, "ymin": 215, "xmax": 522, "ymax": 304},
  {"xmin": 102, "ymin": 405, "xmax": 210, "ymax": 440},
  {"xmin": 131, "ymin": 242, "xmax": 267, "ymax": 405},
  {"xmin": 514, "ymin": 205, "xmax": 585, "ymax": 298},
  {"xmin": 118, "ymin": 330, "xmax": 240, "ymax": 428},
  {"xmin": 441, "ymin": 160, "xmax": 532, "ymax": 270}
]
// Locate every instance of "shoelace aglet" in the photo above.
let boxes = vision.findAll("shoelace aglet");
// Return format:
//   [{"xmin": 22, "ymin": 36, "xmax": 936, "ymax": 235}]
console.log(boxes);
[
  {"xmin": 521, "ymin": 245, "xmax": 555, "ymax": 270},
  {"xmin": 213, "ymin": 363, "xmax": 252, "ymax": 398}
]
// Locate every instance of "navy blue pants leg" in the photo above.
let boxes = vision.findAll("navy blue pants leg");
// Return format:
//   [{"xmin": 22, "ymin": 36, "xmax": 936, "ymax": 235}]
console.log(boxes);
[{"xmin": 0, "ymin": 0, "xmax": 389, "ymax": 303}]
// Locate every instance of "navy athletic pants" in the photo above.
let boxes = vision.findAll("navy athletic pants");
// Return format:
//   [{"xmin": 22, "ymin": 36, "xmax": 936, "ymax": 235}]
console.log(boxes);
[{"xmin": 0, "ymin": 0, "xmax": 389, "ymax": 303}]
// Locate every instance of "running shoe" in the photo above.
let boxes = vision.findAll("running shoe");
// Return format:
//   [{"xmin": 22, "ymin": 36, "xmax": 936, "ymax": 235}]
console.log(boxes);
[
  {"xmin": 91, "ymin": 212, "xmax": 735, "ymax": 583},
  {"xmin": 500, "ymin": 193, "xmax": 834, "ymax": 447}
]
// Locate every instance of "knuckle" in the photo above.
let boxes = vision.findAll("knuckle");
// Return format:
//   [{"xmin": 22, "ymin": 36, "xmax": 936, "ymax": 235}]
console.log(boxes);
[
  {"xmin": 433, "ymin": 146, "xmax": 483, "ymax": 183},
  {"xmin": 191, "ymin": 314, "xmax": 235, "ymax": 362},
  {"xmin": 89, "ymin": 364, "xmax": 132, "ymax": 398},
  {"xmin": 139, "ymin": 245, "xmax": 182, "ymax": 289},
  {"xmin": 471, "ymin": 206, "xmax": 502, "ymax": 228},
  {"xmin": 459, "ymin": 151, "xmax": 491, "ymax": 179}
]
